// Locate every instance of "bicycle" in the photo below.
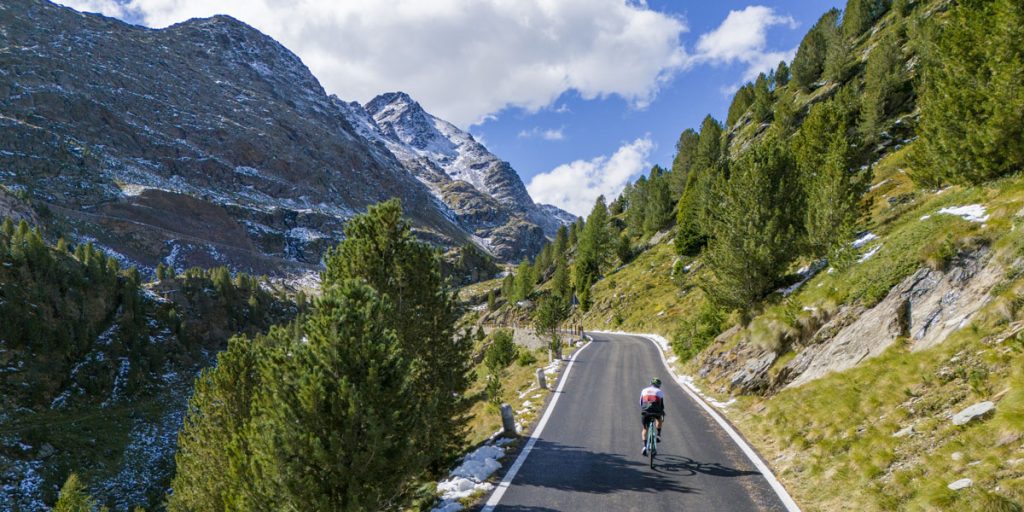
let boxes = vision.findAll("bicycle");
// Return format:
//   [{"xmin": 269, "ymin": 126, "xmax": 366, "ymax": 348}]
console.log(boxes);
[{"xmin": 645, "ymin": 417, "xmax": 658, "ymax": 468}]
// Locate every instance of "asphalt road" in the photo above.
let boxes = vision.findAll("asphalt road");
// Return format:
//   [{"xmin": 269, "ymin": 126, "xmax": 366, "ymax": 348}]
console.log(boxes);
[{"xmin": 485, "ymin": 332, "xmax": 790, "ymax": 512}]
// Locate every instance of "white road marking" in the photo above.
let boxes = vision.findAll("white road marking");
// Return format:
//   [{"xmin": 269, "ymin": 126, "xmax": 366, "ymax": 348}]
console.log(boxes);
[{"xmin": 480, "ymin": 338, "xmax": 594, "ymax": 511}]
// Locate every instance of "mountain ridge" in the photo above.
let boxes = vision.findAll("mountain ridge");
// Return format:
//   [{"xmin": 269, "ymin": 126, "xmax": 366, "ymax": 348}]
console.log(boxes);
[{"xmin": 0, "ymin": 0, "xmax": 570, "ymax": 276}]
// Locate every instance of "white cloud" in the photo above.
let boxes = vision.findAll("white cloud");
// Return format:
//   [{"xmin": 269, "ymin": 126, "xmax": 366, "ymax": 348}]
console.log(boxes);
[
  {"xmin": 527, "ymin": 137, "xmax": 653, "ymax": 216},
  {"xmin": 58, "ymin": 0, "xmax": 688, "ymax": 128},
  {"xmin": 690, "ymin": 6, "xmax": 798, "ymax": 83},
  {"xmin": 518, "ymin": 127, "xmax": 565, "ymax": 141}
]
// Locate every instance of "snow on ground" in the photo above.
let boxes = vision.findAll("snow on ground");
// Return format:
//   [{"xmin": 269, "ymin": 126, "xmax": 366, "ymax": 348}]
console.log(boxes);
[
  {"xmin": 433, "ymin": 442, "xmax": 510, "ymax": 512},
  {"xmin": 936, "ymin": 204, "xmax": 989, "ymax": 223},
  {"xmin": 779, "ymin": 259, "xmax": 827, "ymax": 296},
  {"xmin": 859, "ymin": 244, "xmax": 882, "ymax": 263},
  {"xmin": 851, "ymin": 232, "xmax": 878, "ymax": 249}
]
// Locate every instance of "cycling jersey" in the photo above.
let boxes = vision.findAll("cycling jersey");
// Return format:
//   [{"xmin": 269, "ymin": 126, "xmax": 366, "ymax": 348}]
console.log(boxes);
[{"xmin": 639, "ymin": 385, "xmax": 664, "ymax": 415}]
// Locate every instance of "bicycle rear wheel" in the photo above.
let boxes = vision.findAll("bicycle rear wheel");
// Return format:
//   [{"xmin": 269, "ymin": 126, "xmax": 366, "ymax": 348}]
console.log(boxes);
[{"xmin": 647, "ymin": 420, "xmax": 656, "ymax": 468}]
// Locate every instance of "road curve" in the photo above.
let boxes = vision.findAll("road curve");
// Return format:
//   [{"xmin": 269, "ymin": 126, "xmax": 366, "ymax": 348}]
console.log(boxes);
[{"xmin": 484, "ymin": 332, "xmax": 790, "ymax": 512}]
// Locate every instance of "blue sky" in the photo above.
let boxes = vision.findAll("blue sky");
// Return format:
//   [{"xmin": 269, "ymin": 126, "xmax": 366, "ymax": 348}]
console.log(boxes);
[
  {"xmin": 481, "ymin": 1, "xmax": 841, "ymax": 182},
  {"xmin": 59, "ymin": 0, "xmax": 841, "ymax": 215}
]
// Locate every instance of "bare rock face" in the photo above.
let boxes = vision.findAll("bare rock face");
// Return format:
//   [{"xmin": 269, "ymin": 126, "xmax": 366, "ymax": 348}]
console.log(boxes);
[
  {"xmin": 340, "ymin": 93, "xmax": 574, "ymax": 261},
  {"xmin": 784, "ymin": 249, "xmax": 1001, "ymax": 388},
  {"xmin": 0, "ymin": 0, "xmax": 565, "ymax": 275}
]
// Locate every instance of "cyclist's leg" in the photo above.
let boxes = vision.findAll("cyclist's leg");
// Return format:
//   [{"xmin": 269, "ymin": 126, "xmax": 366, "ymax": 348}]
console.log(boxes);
[{"xmin": 641, "ymin": 414, "xmax": 649, "ymax": 443}]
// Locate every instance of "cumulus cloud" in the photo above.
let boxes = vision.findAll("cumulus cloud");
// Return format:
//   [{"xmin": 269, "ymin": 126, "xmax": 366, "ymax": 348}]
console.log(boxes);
[
  {"xmin": 690, "ymin": 6, "xmax": 798, "ymax": 82},
  {"xmin": 57, "ymin": 0, "xmax": 687, "ymax": 128},
  {"xmin": 527, "ymin": 137, "xmax": 653, "ymax": 216},
  {"xmin": 518, "ymin": 127, "xmax": 565, "ymax": 141}
]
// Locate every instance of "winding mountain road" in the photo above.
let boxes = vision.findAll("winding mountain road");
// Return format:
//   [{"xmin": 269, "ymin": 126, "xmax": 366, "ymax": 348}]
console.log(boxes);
[{"xmin": 482, "ymin": 332, "xmax": 796, "ymax": 512}]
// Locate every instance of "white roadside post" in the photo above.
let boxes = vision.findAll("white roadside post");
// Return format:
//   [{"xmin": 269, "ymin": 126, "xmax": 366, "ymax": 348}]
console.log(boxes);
[{"xmin": 500, "ymin": 404, "xmax": 516, "ymax": 436}]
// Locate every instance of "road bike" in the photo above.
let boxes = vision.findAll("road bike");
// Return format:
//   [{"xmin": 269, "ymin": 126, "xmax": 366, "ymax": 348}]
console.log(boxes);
[{"xmin": 645, "ymin": 417, "xmax": 658, "ymax": 468}]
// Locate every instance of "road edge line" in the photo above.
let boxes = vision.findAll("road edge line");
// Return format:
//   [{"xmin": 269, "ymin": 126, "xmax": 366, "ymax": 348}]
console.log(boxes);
[
  {"xmin": 480, "ymin": 337, "xmax": 594, "ymax": 511},
  {"xmin": 591, "ymin": 330, "xmax": 801, "ymax": 512}
]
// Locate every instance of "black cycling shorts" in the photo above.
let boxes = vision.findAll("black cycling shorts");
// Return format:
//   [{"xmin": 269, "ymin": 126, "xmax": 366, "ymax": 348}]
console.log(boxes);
[{"xmin": 641, "ymin": 412, "xmax": 663, "ymax": 427}]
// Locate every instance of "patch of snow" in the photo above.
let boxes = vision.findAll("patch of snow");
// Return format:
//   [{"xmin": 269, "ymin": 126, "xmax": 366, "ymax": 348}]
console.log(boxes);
[
  {"xmin": 920, "ymin": 214, "xmax": 931, "ymax": 221},
  {"xmin": 937, "ymin": 204, "xmax": 989, "ymax": 223},
  {"xmin": 433, "ymin": 444, "xmax": 506, "ymax": 511},
  {"xmin": 859, "ymin": 244, "xmax": 882, "ymax": 263},
  {"xmin": 778, "ymin": 259, "xmax": 827, "ymax": 296},
  {"xmin": 851, "ymin": 232, "xmax": 878, "ymax": 249}
]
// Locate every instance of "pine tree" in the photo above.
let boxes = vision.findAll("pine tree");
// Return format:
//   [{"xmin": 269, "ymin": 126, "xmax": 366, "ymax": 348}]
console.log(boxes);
[
  {"xmin": 169, "ymin": 332, "xmax": 282, "ymax": 511},
  {"xmin": 772, "ymin": 86, "xmax": 799, "ymax": 138},
  {"xmin": 675, "ymin": 116, "xmax": 723, "ymax": 256},
  {"xmin": 321, "ymin": 199, "xmax": 471, "ymax": 471},
  {"xmin": 860, "ymin": 31, "xmax": 908, "ymax": 143},
  {"xmin": 487, "ymin": 289, "xmax": 496, "ymax": 311},
  {"xmin": 514, "ymin": 259, "xmax": 535, "ymax": 301},
  {"xmin": 501, "ymin": 272, "xmax": 515, "ymax": 301},
  {"xmin": 643, "ymin": 169, "xmax": 673, "ymax": 236},
  {"xmin": 248, "ymin": 280, "xmax": 424, "ymax": 510},
  {"xmin": 910, "ymin": 0, "xmax": 1024, "ymax": 185},
  {"xmin": 774, "ymin": 60, "xmax": 791, "ymax": 88},
  {"xmin": 792, "ymin": 9, "xmax": 841, "ymax": 90},
  {"xmin": 616, "ymin": 234, "xmax": 633, "ymax": 265},
  {"xmin": 625, "ymin": 175, "xmax": 648, "ymax": 234},
  {"xmin": 53, "ymin": 474, "xmax": 98, "ymax": 512},
  {"xmin": 702, "ymin": 133, "xmax": 803, "ymax": 310},
  {"xmin": 574, "ymin": 196, "xmax": 610, "ymax": 294},
  {"xmin": 553, "ymin": 225, "xmax": 569, "ymax": 256},
  {"xmin": 726, "ymin": 84, "xmax": 755, "ymax": 127},
  {"xmin": 843, "ymin": 0, "xmax": 891, "ymax": 40},
  {"xmin": 551, "ymin": 253, "xmax": 570, "ymax": 304},
  {"xmin": 750, "ymin": 72, "xmax": 775, "ymax": 124},
  {"xmin": 795, "ymin": 98, "xmax": 869, "ymax": 257},
  {"xmin": 669, "ymin": 129, "xmax": 700, "ymax": 197}
]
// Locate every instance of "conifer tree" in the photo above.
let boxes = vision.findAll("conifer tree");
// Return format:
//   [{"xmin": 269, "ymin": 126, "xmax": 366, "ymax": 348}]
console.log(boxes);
[
  {"xmin": 248, "ymin": 280, "xmax": 423, "ymax": 511},
  {"xmin": 169, "ymin": 332, "xmax": 282, "ymax": 511},
  {"xmin": 860, "ymin": 31, "xmax": 908, "ymax": 143},
  {"xmin": 625, "ymin": 175, "xmax": 648, "ymax": 234},
  {"xmin": 792, "ymin": 9, "xmax": 841, "ymax": 90},
  {"xmin": 321, "ymin": 199, "xmax": 470, "ymax": 471},
  {"xmin": 514, "ymin": 259, "xmax": 535, "ymax": 301},
  {"xmin": 551, "ymin": 253, "xmax": 570, "ymax": 304},
  {"xmin": 795, "ymin": 98, "xmax": 869, "ymax": 257},
  {"xmin": 750, "ymin": 73, "xmax": 775, "ymax": 124},
  {"xmin": 669, "ymin": 129, "xmax": 700, "ymax": 197},
  {"xmin": 643, "ymin": 172, "xmax": 673, "ymax": 236},
  {"xmin": 553, "ymin": 225, "xmax": 569, "ymax": 256},
  {"xmin": 774, "ymin": 60, "xmax": 791, "ymax": 88},
  {"xmin": 702, "ymin": 133, "xmax": 803, "ymax": 310},
  {"xmin": 675, "ymin": 116, "xmax": 723, "ymax": 256},
  {"xmin": 574, "ymin": 197, "xmax": 610, "ymax": 311},
  {"xmin": 910, "ymin": 0, "xmax": 1024, "ymax": 185},
  {"xmin": 53, "ymin": 474, "xmax": 98, "ymax": 512},
  {"xmin": 843, "ymin": 0, "xmax": 891, "ymax": 40},
  {"xmin": 726, "ymin": 84, "xmax": 755, "ymax": 127}
]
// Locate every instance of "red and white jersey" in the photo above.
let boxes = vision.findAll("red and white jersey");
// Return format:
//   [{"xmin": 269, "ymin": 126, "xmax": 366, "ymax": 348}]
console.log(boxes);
[{"xmin": 639, "ymin": 385, "xmax": 664, "ymax": 413}]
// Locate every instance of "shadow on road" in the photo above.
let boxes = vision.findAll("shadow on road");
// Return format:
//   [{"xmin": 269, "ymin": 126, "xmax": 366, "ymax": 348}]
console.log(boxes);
[
  {"xmin": 652, "ymin": 454, "xmax": 762, "ymax": 479},
  {"xmin": 510, "ymin": 440, "xmax": 697, "ymax": 495}
]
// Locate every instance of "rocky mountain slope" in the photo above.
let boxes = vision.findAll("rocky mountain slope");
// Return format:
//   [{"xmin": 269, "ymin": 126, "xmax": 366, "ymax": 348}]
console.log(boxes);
[
  {"xmin": 339, "ymin": 92, "xmax": 575, "ymax": 260},
  {"xmin": 0, "ymin": 0, "xmax": 569, "ymax": 278}
]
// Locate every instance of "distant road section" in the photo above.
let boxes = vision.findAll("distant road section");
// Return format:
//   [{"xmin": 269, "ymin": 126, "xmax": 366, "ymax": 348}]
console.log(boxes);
[{"xmin": 483, "ymin": 332, "xmax": 794, "ymax": 511}]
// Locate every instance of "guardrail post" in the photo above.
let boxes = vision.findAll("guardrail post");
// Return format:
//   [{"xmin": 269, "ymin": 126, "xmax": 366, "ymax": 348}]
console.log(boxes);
[
  {"xmin": 536, "ymin": 368, "xmax": 547, "ymax": 390},
  {"xmin": 500, "ymin": 404, "xmax": 516, "ymax": 436}
]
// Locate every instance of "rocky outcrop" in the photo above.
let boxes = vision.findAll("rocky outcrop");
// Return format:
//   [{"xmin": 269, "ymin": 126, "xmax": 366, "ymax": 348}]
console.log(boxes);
[
  {"xmin": 697, "ymin": 248, "xmax": 1004, "ymax": 394},
  {"xmin": 784, "ymin": 249, "xmax": 1001, "ymax": 388}
]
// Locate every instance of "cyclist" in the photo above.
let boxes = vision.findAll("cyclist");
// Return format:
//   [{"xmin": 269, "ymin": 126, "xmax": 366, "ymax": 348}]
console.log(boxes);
[{"xmin": 640, "ymin": 378, "xmax": 665, "ymax": 456}]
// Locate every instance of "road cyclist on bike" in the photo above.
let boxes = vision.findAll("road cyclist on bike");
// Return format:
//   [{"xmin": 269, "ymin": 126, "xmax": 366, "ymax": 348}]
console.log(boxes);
[{"xmin": 640, "ymin": 377, "xmax": 665, "ymax": 456}]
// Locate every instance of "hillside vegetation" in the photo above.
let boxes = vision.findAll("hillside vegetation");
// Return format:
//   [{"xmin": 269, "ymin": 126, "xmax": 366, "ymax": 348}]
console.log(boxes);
[{"xmin": 476, "ymin": 0, "xmax": 1024, "ymax": 509}]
